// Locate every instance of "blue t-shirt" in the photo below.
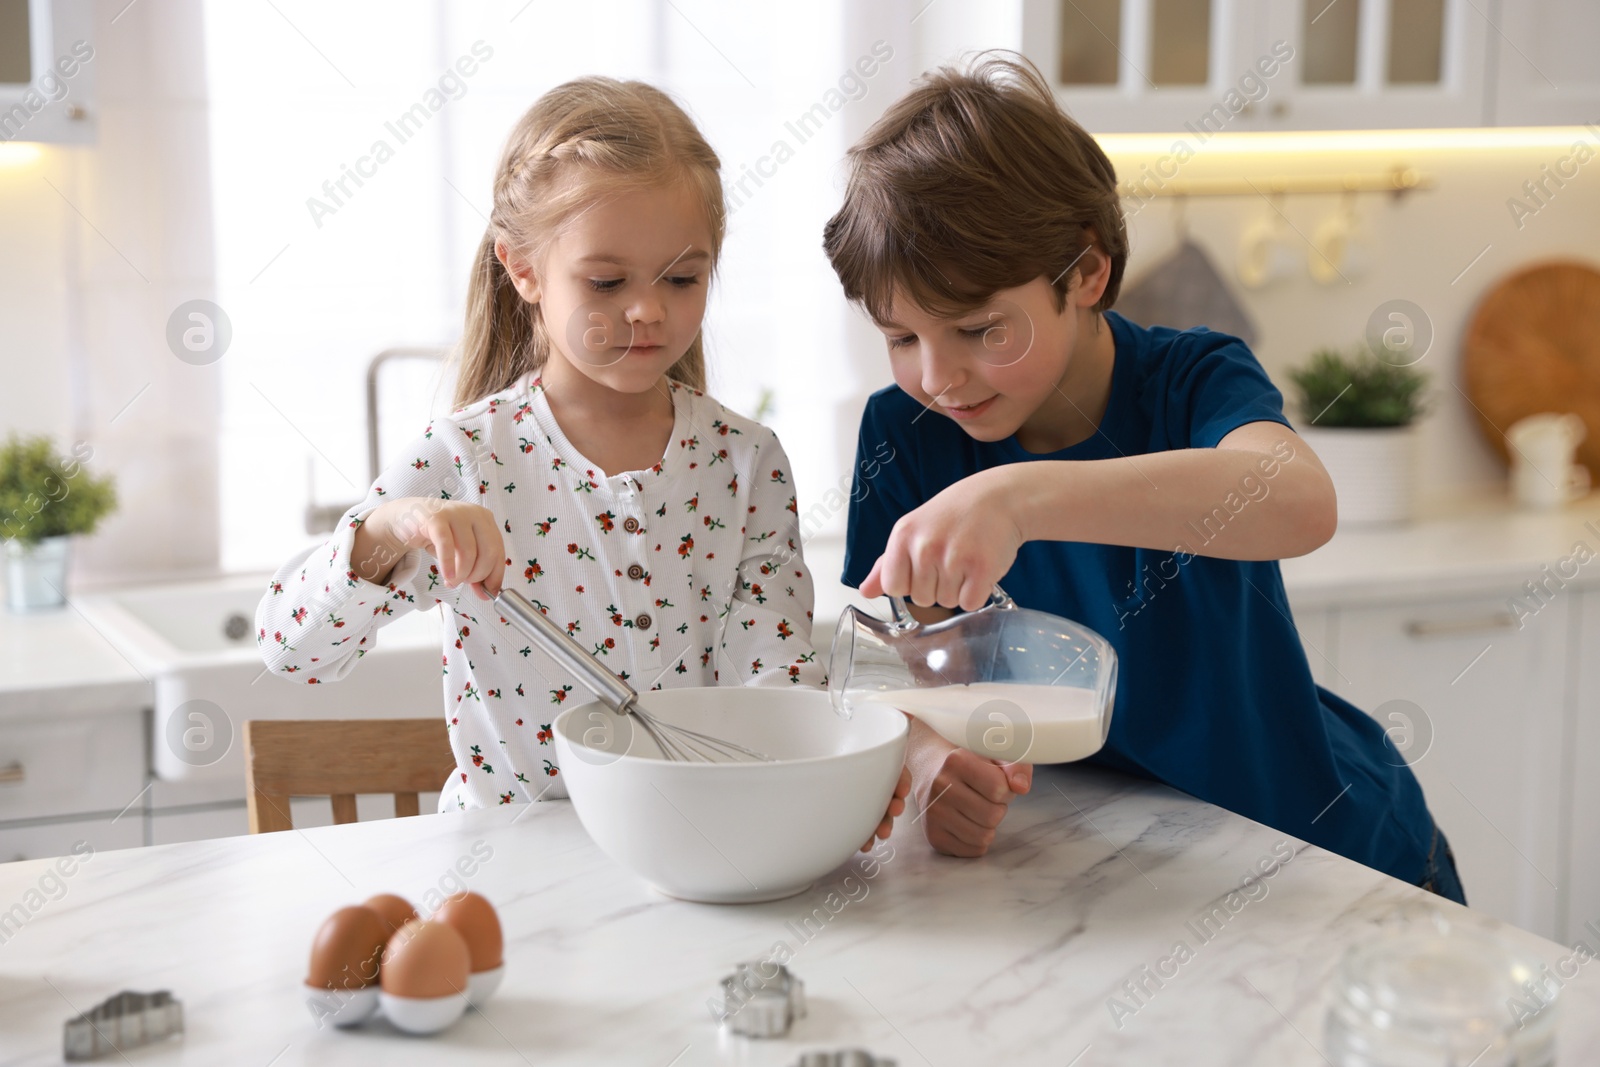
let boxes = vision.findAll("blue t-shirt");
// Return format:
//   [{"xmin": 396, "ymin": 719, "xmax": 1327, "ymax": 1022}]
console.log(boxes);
[{"xmin": 841, "ymin": 311, "xmax": 1434, "ymax": 884}]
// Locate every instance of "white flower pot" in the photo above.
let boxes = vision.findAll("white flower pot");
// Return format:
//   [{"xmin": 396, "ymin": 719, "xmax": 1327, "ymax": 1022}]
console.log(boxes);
[
  {"xmin": 1298, "ymin": 425, "xmax": 1417, "ymax": 527},
  {"xmin": 4, "ymin": 535, "xmax": 70, "ymax": 612}
]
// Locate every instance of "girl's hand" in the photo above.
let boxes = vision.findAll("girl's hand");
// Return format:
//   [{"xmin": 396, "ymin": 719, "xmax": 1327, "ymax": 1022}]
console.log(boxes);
[
  {"xmin": 904, "ymin": 718, "xmax": 1031, "ymax": 858},
  {"xmin": 359, "ymin": 499, "xmax": 507, "ymax": 599},
  {"xmin": 861, "ymin": 766, "xmax": 913, "ymax": 852},
  {"xmin": 858, "ymin": 467, "xmax": 1026, "ymax": 612}
]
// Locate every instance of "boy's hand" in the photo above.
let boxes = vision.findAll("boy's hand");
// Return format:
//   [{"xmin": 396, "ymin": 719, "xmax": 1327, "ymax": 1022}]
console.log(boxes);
[
  {"xmin": 905, "ymin": 717, "xmax": 1031, "ymax": 857},
  {"xmin": 861, "ymin": 766, "xmax": 913, "ymax": 852},
  {"xmin": 859, "ymin": 468, "xmax": 1025, "ymax": 612},
  {"xmin": 360, "ymin": 499, "xmax": 506, "ymax": 599}
]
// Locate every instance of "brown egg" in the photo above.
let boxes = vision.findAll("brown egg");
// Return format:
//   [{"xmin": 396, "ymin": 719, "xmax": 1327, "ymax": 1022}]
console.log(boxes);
[
  {"xmin": 306, "ymin": 905, "xmax": 387, "ymax": 991},
  {"xmin": 380, "ymin": 919, "xmax": 470, "ymax": 1000},
  {"xmin": 363, "ymin": 893, "xmax": 418, "ymax": 939},
  {"xmin": 432, "ymin": 892, "xmax": 503, "ymax": 973}
]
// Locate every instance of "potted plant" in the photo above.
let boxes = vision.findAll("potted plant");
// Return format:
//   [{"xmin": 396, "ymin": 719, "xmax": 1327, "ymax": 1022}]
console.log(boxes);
[
  {"xmin": 1288, "ymin": 348, "xmax": 1429, "ymax": 526},
  {"xmin": 0, "ymin": 435, "xmax": 117, "ymax": 611}
]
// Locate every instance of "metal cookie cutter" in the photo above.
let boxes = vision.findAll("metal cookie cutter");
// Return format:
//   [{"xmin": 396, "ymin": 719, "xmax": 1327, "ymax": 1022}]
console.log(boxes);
[
  {"xmin": 64, "ymin": 990, "xmax": 184, "ymax": 1061},
  {"xmin": 719, "ymin": 961, "xmax": 806, "ymax": 1038},
  {"xmin": 794, "ymin": 1052, "xmax": 897, "ymax": 1067}
]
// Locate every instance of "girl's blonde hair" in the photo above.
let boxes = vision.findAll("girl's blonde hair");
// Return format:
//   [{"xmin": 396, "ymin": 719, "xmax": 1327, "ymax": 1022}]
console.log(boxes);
[{"xmin": 455, "ymin": 77, "xmax": 724, "ymax": 409}]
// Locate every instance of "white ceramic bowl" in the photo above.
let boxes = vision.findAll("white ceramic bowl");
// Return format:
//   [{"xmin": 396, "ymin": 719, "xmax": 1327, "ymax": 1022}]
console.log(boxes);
[{"xmin": 553, "ymin": 687, "xmax": 907, "ymax": 904}]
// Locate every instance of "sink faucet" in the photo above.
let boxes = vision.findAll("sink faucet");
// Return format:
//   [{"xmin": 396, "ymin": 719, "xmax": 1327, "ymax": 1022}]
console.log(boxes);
[{"xmin": 303, "ymin": 346, "xmax": 451, "ymax": 534}]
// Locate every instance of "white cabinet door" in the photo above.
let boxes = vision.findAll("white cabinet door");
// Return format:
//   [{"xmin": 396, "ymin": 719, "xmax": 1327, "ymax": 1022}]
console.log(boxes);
[
  {"xmin": 1024, "ymin": 0, "xmax": 1269, "ymax": 134},
  {"xmin": 0, "ymin": 816, "xmax": 143, "ymax": 864},
  {"xmin": 0, "ymin": 711, "xmax": 146, "ymax": 824},
  {"xmin": 1334, "ymin": 592, "xmax": 1567, "ymax": 939},
  {"xmin": 1568, "ymin": 589, "xmax": 1600, "ymax": 944},
  {"xmin": 1260, "ymin": 0, "xmax": 1490, "ymax": 130},
  {"xmin": 1024, "ymin": 0, "xmax": 1489, "ymax": 132},
  {"xmin": 1488, "ymin": 0, "xmax": 1600, "ymax": 125},
  {"xmin": 1289, "ymin": 601, "xmax": 1337, "ymax": 687},
  {"xmin": 149, "ymin": 803, "xmax": 249, "ymax": 845}
]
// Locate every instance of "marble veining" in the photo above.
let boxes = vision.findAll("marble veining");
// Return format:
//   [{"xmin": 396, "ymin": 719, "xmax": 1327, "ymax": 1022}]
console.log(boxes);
[{"xmin": 0, "ymin": 763, "xmax": 1594, "ymax": 1065}]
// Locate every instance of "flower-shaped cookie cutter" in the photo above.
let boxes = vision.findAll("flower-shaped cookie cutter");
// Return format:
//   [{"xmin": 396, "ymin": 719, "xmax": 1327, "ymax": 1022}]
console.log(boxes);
[
  {"xmin": 719, "ymin": 961, "xmax": 806, "ymax": 1038},
  {"xmin": 64, "ymin": 990, "xmax": 183, "ymax": 1061},
  {"xmin": 793, "ymin": 1051, "xmax": 897, "ymax": 1067}
]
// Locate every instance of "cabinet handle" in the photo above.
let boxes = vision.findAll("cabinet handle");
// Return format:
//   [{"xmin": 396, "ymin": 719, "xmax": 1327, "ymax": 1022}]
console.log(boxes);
[
  {"xmin": 1403, "ymin": 613, "xmax": 1517, "ymax": 638},
  {"xmin": 0, "ymin": 761, "xmax": 24, "ymax": 785}
]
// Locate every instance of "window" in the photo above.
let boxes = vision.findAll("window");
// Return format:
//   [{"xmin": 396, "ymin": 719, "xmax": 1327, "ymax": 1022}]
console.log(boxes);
[{"xmin": 204, "ymin": 1, "xmax": 871, "ymax": 570}]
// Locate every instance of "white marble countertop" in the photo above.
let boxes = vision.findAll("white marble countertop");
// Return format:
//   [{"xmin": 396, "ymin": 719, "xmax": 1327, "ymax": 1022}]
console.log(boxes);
[
  {"xmin": 0, "ymin": 763, "xmax": 1594, "ymax": 1065},
  {"xmin": 1280, "ymin": 489, "xmax": 1600, "ymax": 608},
  {"xmin": 0, "ymin": 601, "xmax": 148, "ymax": 716}
]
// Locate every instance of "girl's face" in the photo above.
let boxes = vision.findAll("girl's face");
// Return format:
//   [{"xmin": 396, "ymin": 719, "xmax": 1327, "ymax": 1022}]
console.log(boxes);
[{"xmin": 502, "ymin": 182, "xmax": 715, "ymax": 395}]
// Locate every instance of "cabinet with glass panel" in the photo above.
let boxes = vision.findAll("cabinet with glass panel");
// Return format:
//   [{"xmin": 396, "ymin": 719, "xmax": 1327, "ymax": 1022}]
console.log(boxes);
[{"xmin": 1021, "ymin": 0, "xmax": 1500, "ymax": 131}]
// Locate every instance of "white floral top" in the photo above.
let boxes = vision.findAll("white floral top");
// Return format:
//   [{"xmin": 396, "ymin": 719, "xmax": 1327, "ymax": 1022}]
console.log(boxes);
[{"xmin": 256, "ymin": 375, "xmax": 826, "ymax": 811}]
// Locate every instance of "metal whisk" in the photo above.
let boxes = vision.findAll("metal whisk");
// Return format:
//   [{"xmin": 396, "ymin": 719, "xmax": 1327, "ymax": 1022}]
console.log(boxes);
[{"xmin": 492, "ymin": 588, "xmax": 772, "ymax": 762}]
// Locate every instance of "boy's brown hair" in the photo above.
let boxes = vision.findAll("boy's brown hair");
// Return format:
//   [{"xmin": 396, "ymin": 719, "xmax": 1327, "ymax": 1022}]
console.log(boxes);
[{"xmin": 823, "ymin": 52, "xmax": 1127, "ymax": 323}]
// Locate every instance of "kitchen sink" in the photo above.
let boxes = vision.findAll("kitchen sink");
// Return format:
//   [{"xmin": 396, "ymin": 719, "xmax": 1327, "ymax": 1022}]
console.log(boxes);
[{"xmin": 75, "ymin": 574, "xmax": 443, "ymax": 782}]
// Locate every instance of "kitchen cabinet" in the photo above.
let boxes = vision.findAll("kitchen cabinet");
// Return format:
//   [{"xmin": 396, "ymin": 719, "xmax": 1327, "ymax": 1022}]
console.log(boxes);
[
  {"xmin": 1276, "ymin": 494, "xmax": 1600, "ymax": 943},
  {"xmin": 1252, "ymin": 0, "xmax": 1490, "ymax": 130},
  {"xmin": 0, "ymin": 0, "xmax": 95, "ymax": 144},
  {"xmin": 1021, "ymin": 0, "xmax": 1600, "ymax": 131},
  {"xmin": 0, "ymin": 707, "xmax": 148, "ymax": 860},
  {"xmin": 0, "ymin": 710, "xmax": 144, "ymax": 825},
  {"xmin": 0, "ymin": 815, "xmax": 141, "ymax": 863},
  {"xmin": 1569, "ymin": 589, "xmax": 1600, "ymax": 941},
  {"xmin": 1022, "ymin": 0, "xmax": 1267, "ymax": 134},
  {"xmin": 1325, "ymin": 591, "xmax": 1569, "ymax": 938},
  {"xmin": 1293, "ymin": 603, "xmax": 1335, "ymax": 687},
  {"xmin": 1487, "ymin": 0, "xmax": 1600, "ymax": 126}
]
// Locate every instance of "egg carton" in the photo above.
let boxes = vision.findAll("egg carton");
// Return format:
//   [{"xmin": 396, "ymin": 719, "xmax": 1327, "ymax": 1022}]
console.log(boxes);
[{"xmin": 63, "ymin": 990, "xmax": 183, "ymax": 1061}]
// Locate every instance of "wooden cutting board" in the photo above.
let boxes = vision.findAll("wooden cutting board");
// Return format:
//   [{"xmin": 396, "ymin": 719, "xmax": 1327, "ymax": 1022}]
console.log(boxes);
[{"xmin": 1462, "ymin": 260, "xmax": 1600, "ymax": 477}]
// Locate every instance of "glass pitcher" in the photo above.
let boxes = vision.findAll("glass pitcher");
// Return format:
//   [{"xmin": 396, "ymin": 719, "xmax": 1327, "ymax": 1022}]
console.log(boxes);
[{"xmin": 828, "ymin": 586, "xmax": 1117, "ymax": 765}]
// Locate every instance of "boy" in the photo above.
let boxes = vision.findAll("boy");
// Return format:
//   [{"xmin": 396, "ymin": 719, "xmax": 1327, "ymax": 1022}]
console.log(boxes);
[{"xmin": 823, "ymin": 53, "xmax": 1464, "ymax": 902}]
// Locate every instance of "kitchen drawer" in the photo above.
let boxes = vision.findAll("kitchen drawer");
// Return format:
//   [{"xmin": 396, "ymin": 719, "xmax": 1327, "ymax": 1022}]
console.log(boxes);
[
  {"xmin": 149, "ymin": 803, "xmax": 249, "ymax": 845},
  {"xmin": 0, "ymin": 815, "xmax": 143, "ymax": 864},
  {"xmin": 1334, "ymin": 592, "xmax": 1569, "ymax": 939},
  {"xmin": 0, "ymin": 712, "xmax": 146, "ymax": 823},
  {"xmin": 148, "ymin": 775, "xmax": 246, "ymax": 812}
]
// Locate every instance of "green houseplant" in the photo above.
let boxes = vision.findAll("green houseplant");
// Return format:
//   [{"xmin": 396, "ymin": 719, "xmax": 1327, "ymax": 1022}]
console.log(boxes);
[
  {"xmin": 1289, "ymin": 348, "xmax": 1430, "ymax": 526},
  {"xmin": 0, "ymin": 434, "xmax": 117, "ymax": 611},
  {"xmin": 1288, "ymin": 348, "xmax": 1430, "ymax": 429}
]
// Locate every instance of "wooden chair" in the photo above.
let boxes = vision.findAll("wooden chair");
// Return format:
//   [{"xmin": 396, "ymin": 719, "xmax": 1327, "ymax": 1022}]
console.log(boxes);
[{"xmin": 244, "ymin": 719, "xmax": 455, "ymax": 834}]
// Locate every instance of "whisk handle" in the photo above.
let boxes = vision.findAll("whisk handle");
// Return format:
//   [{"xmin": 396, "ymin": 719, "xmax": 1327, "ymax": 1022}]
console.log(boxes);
[{"xmin": 492, "ymin": 588, "xmax": 638, "ymax": 715}]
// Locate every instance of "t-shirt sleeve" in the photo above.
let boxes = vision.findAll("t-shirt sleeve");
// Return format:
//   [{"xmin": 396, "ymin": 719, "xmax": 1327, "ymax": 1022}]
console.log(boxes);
[
  {"xmin": 254, "ymin": 420, "xmax": 482, "ymax": 684},
  {"xmin": 840, "ymin": 393, "xmax": 923, "ymax": 590},
  {"xmin": 1167, "ymin": 334, "xmax": 1294, "ymax": 449}
]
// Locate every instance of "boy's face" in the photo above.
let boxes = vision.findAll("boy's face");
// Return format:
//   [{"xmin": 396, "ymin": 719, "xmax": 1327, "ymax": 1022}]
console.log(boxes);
[{"xmin": 874, "ymin": 274, "xmax": 1102, "ymax": 445}]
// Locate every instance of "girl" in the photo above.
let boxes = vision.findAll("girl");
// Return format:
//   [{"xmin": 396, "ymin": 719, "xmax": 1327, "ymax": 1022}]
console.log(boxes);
[{"xmin": 258, "ymin": 77, "xmax": 908, "ymax": 835}]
